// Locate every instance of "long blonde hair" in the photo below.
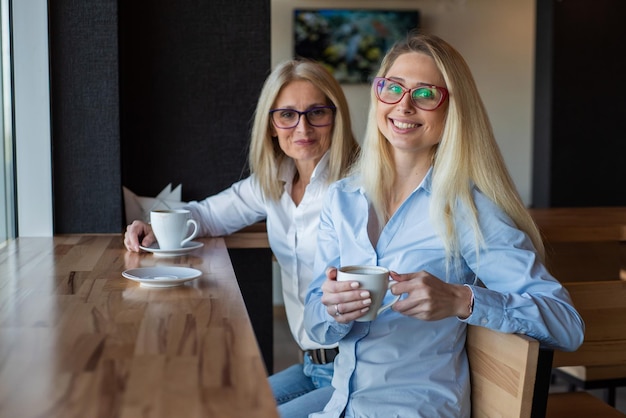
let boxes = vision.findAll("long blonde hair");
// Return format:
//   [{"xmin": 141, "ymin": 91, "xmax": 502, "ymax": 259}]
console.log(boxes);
[
  {"xmin": 249, "ymin": 59, "xmax": 359, "ymax": 200},
  {"xmin": 358, "ymin": 32, "xmax": 544, "ymax": 263}
]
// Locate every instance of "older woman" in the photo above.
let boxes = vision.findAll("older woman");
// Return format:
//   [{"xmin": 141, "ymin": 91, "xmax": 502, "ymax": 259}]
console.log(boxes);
[
  {"xmin": 304, "ymin": 32, "xmax": 584, "ymax": 417},
  {"xmin": 124, "ymin": 59, "xmax": 359, "ymax": 417}
]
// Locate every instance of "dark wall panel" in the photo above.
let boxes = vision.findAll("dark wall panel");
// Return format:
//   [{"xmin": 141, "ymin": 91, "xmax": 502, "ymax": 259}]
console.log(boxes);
[
  {"xmin": 532, "ymin": 0, "xmax": 553, "ymax": 208},
  {"xmin": 533, "ymin": 0, "xmax": 626, "ymax": 207},
  {"xmin": 49, "ymin": 0, "xmax": 122, "ymax": 233},
  {"xmin": 49, "ymin": 0, "xmax": 271, "ymax": 230},
  {"xmin": 550, "ymin": 0, "xmax": 626, "ymax": 206},
  {"xmin": 119, "ymin": 1, "xmax": 271, "ymax": 204}
]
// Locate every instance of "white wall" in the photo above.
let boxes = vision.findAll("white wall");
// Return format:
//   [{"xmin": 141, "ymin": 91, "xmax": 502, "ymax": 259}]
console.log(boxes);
[
  {"xmin": 272, "ymin": 0, "xmax": 535, "ymax": 205},
  {"xmin": 13, "ymin": 0, "xmax": 53, "ymax": 236}
]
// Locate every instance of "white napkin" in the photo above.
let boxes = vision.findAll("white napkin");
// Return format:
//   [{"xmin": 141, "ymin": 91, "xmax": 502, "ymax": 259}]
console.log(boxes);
[{"xmin": 123, "ymin": 183, "xmax": 188, "ymax": 223}]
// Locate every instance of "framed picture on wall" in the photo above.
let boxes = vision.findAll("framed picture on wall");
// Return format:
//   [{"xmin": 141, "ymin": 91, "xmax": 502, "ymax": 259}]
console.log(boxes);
[{"xmin": 294, "ymin": 9, "xmax": 420, "ymax": 84}]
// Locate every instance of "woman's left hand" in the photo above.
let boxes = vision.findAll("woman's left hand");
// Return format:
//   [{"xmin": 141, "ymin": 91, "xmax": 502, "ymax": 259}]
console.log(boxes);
[{"xmin": 389, "ymin": 271, "xmax": 473, "ymax": 320}]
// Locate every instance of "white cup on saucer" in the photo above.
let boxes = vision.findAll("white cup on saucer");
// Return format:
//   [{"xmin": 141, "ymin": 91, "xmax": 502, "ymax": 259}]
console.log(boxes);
[{"xmin": 150, "ymin": 209, "xmax": 199, "ymax": 251}]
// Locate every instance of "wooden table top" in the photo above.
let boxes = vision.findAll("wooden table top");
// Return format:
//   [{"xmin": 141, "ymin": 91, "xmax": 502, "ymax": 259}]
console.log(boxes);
[{"xmin": 0, "ymin": 235, "xmax": 279, "ymax": 418}]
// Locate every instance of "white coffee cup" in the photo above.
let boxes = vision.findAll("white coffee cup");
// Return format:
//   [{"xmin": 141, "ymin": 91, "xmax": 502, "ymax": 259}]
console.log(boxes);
[
  {"xmin": 150, "ymin": 209, "xmax": 199, "ymax": 250},
  {"xmin": 336, "ymin": 265, "xmax": 400, "ymax": 322}
]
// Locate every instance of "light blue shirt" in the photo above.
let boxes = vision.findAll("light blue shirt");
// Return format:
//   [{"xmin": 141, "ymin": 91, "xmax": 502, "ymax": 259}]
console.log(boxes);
[{"xmin": 304, "ymin": 170, "xmax": 584, "ymax": 418}]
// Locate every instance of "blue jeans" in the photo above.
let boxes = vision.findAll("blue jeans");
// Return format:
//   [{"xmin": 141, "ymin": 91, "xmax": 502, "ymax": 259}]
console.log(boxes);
[{"xmin": 269, "ymin": 353, "xmax": 335, "ymax": 418}]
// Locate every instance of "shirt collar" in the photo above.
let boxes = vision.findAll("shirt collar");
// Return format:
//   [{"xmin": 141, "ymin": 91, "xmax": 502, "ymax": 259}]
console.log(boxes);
[
  {"xmin": 278, "ymin": 151, "xmax": 330, "ymax": 185},
  {"xmin": 421, "ymin": 166, "xmax": 433, "ymax": 194},
  {"xmin": 344, "ymin": 165, "xmax": 434, "ymax": 195}
]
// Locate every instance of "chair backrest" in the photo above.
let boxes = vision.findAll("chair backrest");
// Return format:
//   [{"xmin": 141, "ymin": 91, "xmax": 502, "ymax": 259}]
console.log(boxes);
[
  {"xmin": 467, "ymin": 325, "xmax": 541, "ymax": 418},
  {"xmin": 528, "ymin": 207, "xmax": 626, "ymax": 282},
  {"xmin": 552, "ymin": 280, "xmax": 626, "ymax": 368}
]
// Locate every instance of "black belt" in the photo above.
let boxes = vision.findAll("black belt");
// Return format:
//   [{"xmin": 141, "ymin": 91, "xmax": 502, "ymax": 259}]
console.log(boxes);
[{"xmin": 305, "ymin": 347, "xmax": 339, "ymax": 365}]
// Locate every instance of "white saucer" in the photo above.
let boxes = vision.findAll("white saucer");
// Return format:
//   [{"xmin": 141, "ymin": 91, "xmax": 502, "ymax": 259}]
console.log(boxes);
[
  {"xmin": 122, "ymin": 266, "xmax": 203, "ymax": 288},
  {"xmin": 139, "ymin": 241, "xmax": 204, "ymax": 257}
]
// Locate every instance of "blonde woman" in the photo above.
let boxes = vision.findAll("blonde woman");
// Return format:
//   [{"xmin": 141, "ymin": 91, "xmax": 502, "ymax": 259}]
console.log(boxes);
[
  {"xmin": 304, "ymin": 33, "xmax": 584, "ymax": 417},
  {"xmin": 124, "ymin": 59, "xmax": 359, "ymax": 417}
]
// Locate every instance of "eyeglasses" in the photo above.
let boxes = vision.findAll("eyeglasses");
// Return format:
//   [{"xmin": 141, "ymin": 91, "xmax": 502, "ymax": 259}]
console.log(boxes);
[
  {"xmin": 269, "ymin": 106, "xmax": 336, "ymax": 129},
  {"xmin": 373, "ymin": 77, "xmax": 448, "ymax": 111}
]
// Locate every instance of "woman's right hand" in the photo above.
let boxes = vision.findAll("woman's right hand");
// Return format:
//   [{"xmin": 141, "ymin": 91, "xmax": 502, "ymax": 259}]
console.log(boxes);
[
  {"xmin": 321, "ymin": 267, "xmax": 372, "ymax": 323},
  {"xmin": 124, "ymin": 220, "xmax": 156, "ymax": 252}
]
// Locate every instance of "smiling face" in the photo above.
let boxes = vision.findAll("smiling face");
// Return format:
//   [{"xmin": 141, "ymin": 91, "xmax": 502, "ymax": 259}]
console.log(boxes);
[
  {"xmin": 376, "ymin": 52, "xmax": 448, "ymax": 160},
  {"xmin": 270, "ymin": 80, "xmax": 333, "ymax": 167}
]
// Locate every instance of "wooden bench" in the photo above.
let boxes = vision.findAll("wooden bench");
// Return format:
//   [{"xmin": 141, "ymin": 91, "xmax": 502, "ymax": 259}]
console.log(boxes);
[
  {"xmin": 547, "ymin": 281, "xmax": 626, "ymax": 417},
  {"xmin": 467, "ymin": 325, "xmax": 552, "ymax": 417}
]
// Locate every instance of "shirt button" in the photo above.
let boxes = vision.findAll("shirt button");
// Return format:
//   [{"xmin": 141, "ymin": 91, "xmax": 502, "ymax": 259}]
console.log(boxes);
[{"xmin": 481, "ymin": 319, "xmax": 488, "ymax": 325}]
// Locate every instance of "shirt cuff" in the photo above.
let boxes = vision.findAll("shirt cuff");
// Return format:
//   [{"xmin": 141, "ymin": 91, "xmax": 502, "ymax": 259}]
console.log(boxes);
[{"xmin": 458, "ymin": 284, "xmax": 475, "ymax": 322}]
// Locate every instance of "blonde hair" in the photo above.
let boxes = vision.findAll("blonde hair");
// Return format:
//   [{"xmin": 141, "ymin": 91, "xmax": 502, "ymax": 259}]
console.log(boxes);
[
  {"xmin": 249, "ymin": 59, "xmax": 359, "ymax": 200},
  {"xmin": 358, "ymin": 32, "xmax": 544, "ymax": 264}
]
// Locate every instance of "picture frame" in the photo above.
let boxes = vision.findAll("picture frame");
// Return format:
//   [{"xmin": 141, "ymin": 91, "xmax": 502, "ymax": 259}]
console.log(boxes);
[{"xmin": 294, "ymin": 9, "xmax": 420, "ymax": 84}]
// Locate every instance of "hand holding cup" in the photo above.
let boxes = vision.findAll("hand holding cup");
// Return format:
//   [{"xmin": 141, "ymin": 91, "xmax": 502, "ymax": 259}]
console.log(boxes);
[{"xmin": 336, "ymin": 265, "xmax": 400, "ymax": 322}]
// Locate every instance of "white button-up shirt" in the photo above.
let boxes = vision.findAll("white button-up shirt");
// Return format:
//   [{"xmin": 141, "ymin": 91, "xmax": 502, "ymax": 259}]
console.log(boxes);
[
  {"xmin": 304, "ymin": 170, "xmax": 585, "ymax": 417},
  {"xmin": 186, "ymin": 152, "xmax": 336, "ymax": 351}
]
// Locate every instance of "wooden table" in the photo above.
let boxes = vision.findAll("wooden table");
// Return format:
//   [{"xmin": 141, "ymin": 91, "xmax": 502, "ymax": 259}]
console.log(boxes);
[
  {"xmin": 0, "ymin": 235, "xmax": 279, "ymax": 418},
  {"xmin": 528, "ymin": 207, "xmax": 626, "ymax": 282}
]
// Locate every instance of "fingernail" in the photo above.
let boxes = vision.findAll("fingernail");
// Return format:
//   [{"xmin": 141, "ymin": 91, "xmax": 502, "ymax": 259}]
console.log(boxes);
[
  {"xmin": 350, "ymin": 282, "xmax": 360, "ymax": 288},
  {"xmin": 361, "ymin": 307, "xmax": 370, "ymax": 313},
  {"xmin": 362, "ymin": 298, "xmax": 372, "ymax": 306},
  {"xmin": 360, "ymin": 291, "xmax": 370, "ymax": 298}
]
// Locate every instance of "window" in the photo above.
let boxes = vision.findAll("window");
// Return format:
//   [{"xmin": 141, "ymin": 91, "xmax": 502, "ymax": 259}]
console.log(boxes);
[{"xmin": 0, "ymin": 0, "xmax": 15, "ymax": 244}]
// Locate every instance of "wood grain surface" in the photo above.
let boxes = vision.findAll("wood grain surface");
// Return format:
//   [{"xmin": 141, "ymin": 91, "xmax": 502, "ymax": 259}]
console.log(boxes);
[
  {"xmin": 466, "ymin": 325, "xmax": 539, "ymax": 418},
  {"xmin": 0, "ymin": 235, "xmax": 278, "ymax": 418},
  {"xmin": 528, "ymin": 207, "xmax": 626, "ymax": 242},
  {"xmin": 547, "ymin": 280, "xmax": 626, "ymax": 417},
  {"xmin": 528, "ymin": 207, "xmax": 626, "ymax": 281}
]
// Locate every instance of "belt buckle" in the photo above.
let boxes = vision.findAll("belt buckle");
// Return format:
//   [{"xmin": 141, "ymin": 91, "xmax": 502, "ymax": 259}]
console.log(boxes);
[
  {"xmin": 317, "ymin": 349, "xmax": 327, "ymax": 364},
  {"xmin": 308, "ymin": 349, "xmax": 322, "ymax": 364},
  {"xmin": 309, "ymin": 348, "xmax": 337, "ymax": 365}
]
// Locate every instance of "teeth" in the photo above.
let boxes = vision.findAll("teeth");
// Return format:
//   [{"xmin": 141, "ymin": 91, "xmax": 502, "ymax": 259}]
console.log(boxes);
[{"xmin": 393, "ymin": 120, "xmax": 419, "ymax": 129}]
